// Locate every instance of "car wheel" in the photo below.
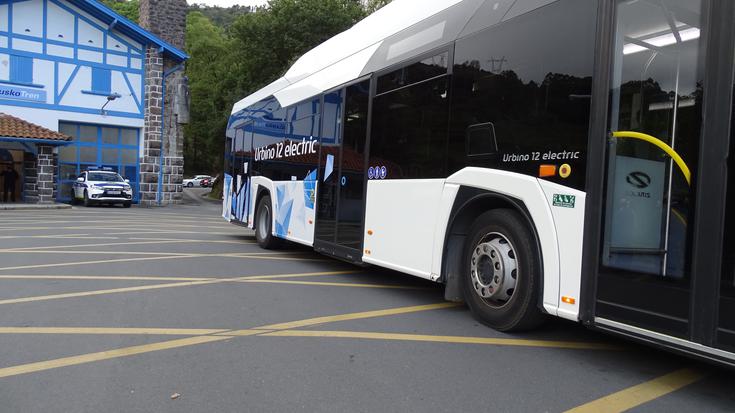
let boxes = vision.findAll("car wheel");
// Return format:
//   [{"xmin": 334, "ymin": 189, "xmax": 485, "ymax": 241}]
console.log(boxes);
[
  {"xmin": 462, "ymin": 209, "xmax": 545, "ymax": 332},
  {"xmin": 83, "ymin": 190, "xmax": 92, "ymax": 207},
  {"xmin": 70, "ymin": 190, "xmax": 77, "ymax": 205},
  {"xmin": 255, "ymin": 195, "xmax": 281, "ymax": 249},
  {"xmin": 187, "ymin": 182, "xmax": 193, "ymax": 188},
  {"xmin": 123, "ymin": 202, "xmax": 131, "ymax": 208}
]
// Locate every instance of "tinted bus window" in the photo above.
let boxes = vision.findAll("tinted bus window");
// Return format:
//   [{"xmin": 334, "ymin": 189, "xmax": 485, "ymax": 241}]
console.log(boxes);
[
  {"xmin": 369, "ymin": 76, "xmax": 450, "ymax": 179},
  {"xmin": 449, "ymin": 0, "xmax": 596, "ymax": 190},
  {"xmin": 377, "ymin": 52, "xmax": 449, "ymax": 95}
]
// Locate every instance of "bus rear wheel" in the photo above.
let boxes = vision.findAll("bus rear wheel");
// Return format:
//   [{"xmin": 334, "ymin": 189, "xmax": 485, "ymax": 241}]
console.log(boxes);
[
  {"xmin": 462, "ymin": 209, "xmax": 544, "ymax": 331},
  {"xmin": 255, "ymin": 194, "xmax": 281, "ymax": 249}
]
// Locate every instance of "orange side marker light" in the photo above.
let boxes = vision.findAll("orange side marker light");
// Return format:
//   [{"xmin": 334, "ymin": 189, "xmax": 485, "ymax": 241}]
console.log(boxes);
[
  {"xmin": 562, "ymin": 296, "xmax": 576, "ymax": 305},
  {"xmin": 539, "ymin": 165, "xmax": 557, "ymax": 178},
  {"xmin": 367, "ymin": 230, "xmax": 373, "ymax": 236}
]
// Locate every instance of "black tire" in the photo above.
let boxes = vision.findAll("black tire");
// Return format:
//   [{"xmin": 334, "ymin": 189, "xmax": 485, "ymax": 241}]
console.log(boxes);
[
  {"xmin": 70, "ymin": 190, "xmax": 77, "ymax": 205},
  {"xmin": 123, "ymin": 202, "xmax": 131, "ymax": 208},
  {"xmin": 83, "ymin": 190, "xmax": 92, "ymax": 207},
  {"xmin": 187, "ymin": 182, "xmax": 193, "ymax": 188},
  {"xmin": 255, "ymin": 194, "xmax": 281, "ymax": 249},
  {"xmin": 462, "ymin": 209, "xmax": 545, "ymax": 331}
]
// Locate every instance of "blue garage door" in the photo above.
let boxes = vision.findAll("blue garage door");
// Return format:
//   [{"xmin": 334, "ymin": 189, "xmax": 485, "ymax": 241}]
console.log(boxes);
[{"xmin": 57, "ymin": 122, "xmax": 140, "ymax": 203}]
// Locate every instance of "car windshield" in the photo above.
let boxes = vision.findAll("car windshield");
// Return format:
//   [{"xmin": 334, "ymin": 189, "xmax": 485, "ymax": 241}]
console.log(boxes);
[{"xmin": 88, "ymin": 172, "xmax": 124, "ymax": 182}]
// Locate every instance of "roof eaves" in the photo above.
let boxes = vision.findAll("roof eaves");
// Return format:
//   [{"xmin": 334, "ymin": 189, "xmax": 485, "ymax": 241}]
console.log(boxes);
[{"xmin": 71, "ymin": 0, "xmax": 189, "ymax": 61}]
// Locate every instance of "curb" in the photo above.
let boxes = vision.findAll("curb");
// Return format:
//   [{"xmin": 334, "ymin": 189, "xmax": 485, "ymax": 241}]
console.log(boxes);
[{"xmin": 0, "ymin": 203, "xmax": 72, "ymax": 211}]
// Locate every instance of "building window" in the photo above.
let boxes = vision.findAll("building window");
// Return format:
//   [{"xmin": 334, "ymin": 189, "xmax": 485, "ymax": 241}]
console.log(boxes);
[
  {"xmin": 9, "ymin": 55, "xmax": 33, "ymax": 85},
  {"xmin": 91, "ymin": 68, "xmax": 112, "ymax": 94}
]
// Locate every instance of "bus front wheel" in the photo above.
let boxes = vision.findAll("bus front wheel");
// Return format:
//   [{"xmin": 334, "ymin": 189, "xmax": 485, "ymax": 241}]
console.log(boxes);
[
  {"xmin": 462, "ymin": 209, "xmax": 544, "ymax": 331},
  {"xmin": 255, "ymin": 195, "xmax": 281, "ymax": 249}
]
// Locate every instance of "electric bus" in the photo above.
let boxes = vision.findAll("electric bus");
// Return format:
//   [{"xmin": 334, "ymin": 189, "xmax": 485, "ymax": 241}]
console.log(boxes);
[{"xmin": 223, "ymin": 0, "xmax": 735, "ymax": 366}]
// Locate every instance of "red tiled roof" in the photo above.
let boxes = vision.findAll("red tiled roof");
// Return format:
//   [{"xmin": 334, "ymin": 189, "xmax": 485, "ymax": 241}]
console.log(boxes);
[{"xmin": 0, "ymin": 113, "xmax": 72, "ymax": 141}]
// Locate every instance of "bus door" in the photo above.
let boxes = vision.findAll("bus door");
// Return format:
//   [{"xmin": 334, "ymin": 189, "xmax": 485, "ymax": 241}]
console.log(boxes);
[
  {"xmin": 314, "ymin": 79, "xmax": 371, "ymax": 261},
  {"xmin": 230, "ymin": 122, "xmax": 253, "ymax": 224},
  {"xmin": 595, "ymin": 0, "xmax": 705, "ymax": 338}
]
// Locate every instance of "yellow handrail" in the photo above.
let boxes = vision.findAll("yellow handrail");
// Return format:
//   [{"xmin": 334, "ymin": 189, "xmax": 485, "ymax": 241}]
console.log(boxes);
[{"xmin": 612, "ymin": 131, "xmax": 691, "ymax": 185}]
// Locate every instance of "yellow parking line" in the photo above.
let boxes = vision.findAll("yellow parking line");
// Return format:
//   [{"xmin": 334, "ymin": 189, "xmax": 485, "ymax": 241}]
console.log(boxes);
[
  {"xmin": 0, "ymin": 250, "xmax": 205, "ymax": 257},
  {"xmin": 3, "ymin": 239, "xmax": 220, "ymax": 251},
  {"xmin": 255, "ymin": 302, "xmax": 459, "ymax": 331},
  {"xmin": 238, "ymin": 279, "xmax": 423, "ymax": 290},
  {"xmin": 241, "ymin": 270, "xmax": 356, "ymax": 280},
  {"xmin": 0, "ymin": 335, "xmax": 232, "ymax": 379},
  {"xmin": 0, "ymin": 303, "xmax": 458, "ymax": 379},
  {"xmin": 0, "ymin": 327, "xmax": 228, "ymax": 335},
  {"xmin": 0, "ymin": 254, "xmax": 199, "ymax": 272},
  {"xmin": 262, "ymin": 330, "xmax": 621, "ymax": 351},
  {"xmin": 0, "ymin": 270, "xmax": 356, "ymax": 305},
  {"xmin": 564, "ymin": 368, "xmax": 706, "ymax": 413},
  {"xmin": 0, "ymin": 275, "xmax": 214, "ymax": 281},
  {"xmin": 0, "ymin": 278, "xmax": 223, "ymax": 305}
]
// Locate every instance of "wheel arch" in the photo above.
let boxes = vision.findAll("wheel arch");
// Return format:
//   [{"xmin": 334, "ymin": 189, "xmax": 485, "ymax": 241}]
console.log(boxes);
[{"xmin": 440, "ymin": 186, "xmax": 545, "ymax": 313}]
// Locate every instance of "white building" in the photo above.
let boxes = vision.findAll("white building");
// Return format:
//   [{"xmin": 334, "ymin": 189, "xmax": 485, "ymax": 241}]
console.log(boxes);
[{"xmin": 0, "ymin": 0, "xmax": 187, "ymax": 204}]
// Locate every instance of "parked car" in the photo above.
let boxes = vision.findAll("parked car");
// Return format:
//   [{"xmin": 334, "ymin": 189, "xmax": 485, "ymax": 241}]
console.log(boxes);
[
  {"xmin": 200, "ymin": 177, "xmax": 212, "ymax": 187},
  {"xmin": 72, "ymin": 169, "xmax": 133, "ymax": 208},
  {"xmin": 183, "ymin": 175, "xmax": 212, "ymax": 188}
]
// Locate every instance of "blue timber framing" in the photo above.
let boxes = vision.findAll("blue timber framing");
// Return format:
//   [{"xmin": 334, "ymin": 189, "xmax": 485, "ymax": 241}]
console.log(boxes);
[{"xmin": 0, "ymin": 0, "xmax": 186, "ymax": 119}]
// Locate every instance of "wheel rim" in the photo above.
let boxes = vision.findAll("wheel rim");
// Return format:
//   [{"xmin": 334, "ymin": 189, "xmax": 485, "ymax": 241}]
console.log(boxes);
[
  {"xmin": 470, "ymin": 232, "xmax": 518, "ymax": 308},
  {"xmin": 257, "ymin": 204, "xmax": 270, "ymax": 240}
]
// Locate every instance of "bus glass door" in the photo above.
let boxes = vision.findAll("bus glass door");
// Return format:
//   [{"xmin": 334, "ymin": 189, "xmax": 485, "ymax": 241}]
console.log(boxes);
[
  {"xmin": 315, "ymin": 80, "xmax": 370, "ymax": 258},
  {"xmin": 597, "ymin": 0, "xmax": 705, "ymax": 338}
]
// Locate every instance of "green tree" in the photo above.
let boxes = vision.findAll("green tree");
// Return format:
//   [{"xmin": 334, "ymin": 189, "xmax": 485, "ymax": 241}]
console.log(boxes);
[
  {"xmin": 184, "ymin": 12, "xmax": 231, "ymax": 173},
  {"xmin": 100, "ymin": 0, "xmax": 139, "ymax": 23},
  {"xmin": 363, "ymin": 0, "xmax": 391, "ymax": 14},
  {"xmin": 184, "ymin": 0, "xmax": 366, "ymax": 174}
]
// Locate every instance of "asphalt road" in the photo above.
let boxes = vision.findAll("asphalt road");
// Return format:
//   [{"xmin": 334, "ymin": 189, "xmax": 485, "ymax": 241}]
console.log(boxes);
[{"xmin": 0, "ymin": 195, "xmax": 733, "ymax": 412}]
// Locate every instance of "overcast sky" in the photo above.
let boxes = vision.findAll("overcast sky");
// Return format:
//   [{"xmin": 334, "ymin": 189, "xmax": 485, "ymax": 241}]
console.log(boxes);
[{"xmin": 188, "ymin": 0, "xmax": 268, "ymax": 7}]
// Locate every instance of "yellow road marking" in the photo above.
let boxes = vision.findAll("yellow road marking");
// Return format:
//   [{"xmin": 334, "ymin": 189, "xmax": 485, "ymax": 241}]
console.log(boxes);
[
  {"xmin": 243, "ymin": 270, "xmax": 356, "ymax": 280},
  {"xmin": 0, "ymin": 252, "xmax": 318, "ymax": 272},
  {"xmin": 3, "ymin": 238, "xmax": 248, "ymax": 251},
  {"xmin": 0, "ymin": 335, "xmax": 232, "ymax": 379},
  {"xmin": 0, "ymin": 270, "xmax": 357, "ymax": 305},
  {"xmin": 238, "ymin": 279, "xmax": 422, "ymax": 290},
  {"xmin": 0, "ymin": 327, "xmax": 228, "ymax": 335},
  {"xmin": 0, "ymin": 275, "xmax": 214, "ymax": 281},
  {"xmin": 0, "ymin": 278, "xmax": 223, "ymax": 305},
  {"xmin": 564, "ymin": 368, "xmax": 706, "ymax": 413},
  {"xmin": 0, "ymin": 270, "xmax": 354, "ymax": 283},
  {"xmin": 0, "ymin": 304, "xmax": 460, "ymax": 378},
  {"xmin": 255, "ymin": 302, "xmax": 459, "ymax": 331},
  {"xmin": 0, "ymin": 254, "xmax": 199, "ymax": 272},
  {"xmin": 262, "ymin": 330, "xmax": 620, "ymax": 350}
]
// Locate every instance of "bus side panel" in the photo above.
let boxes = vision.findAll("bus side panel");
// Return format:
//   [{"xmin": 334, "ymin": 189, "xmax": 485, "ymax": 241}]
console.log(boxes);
[
  {"xmin": 430, "ymin": 183, "xmax": 461, "ymax": 281},
  {"xmin": 362, "ymin": 179, "xmax": 446, "ymax": 280},
  {"xmin": 272, "ymin": 173, "xmax": 317, "ymax": 246},
  {"xmin": 445, "ymin": 167, "xmax": 561, "ymax": 316},
  {"xmin": 538, "ymin": 180, "xmax": 586, "ymax": 321}
]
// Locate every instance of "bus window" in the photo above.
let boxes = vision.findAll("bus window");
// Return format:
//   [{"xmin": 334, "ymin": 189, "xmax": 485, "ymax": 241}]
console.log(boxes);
[{"xmin": 449, "ymin": 0, "xmax": 595, "ymax": 190}]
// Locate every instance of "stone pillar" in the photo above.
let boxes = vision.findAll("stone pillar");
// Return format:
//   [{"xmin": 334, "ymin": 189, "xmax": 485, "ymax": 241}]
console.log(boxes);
[
  {"xmin": 36, "ymin": 144, "xmax": 55, "ymax": 204},
  {"xmin": 139, "ymin": 45, "xmax": 163, "ymax": 206},
  {"xmin": 23, "ymin": 151, "xmax": 38, "ymax": 203},
  {"xmin": 139, "ymin": 0, "xmax": 187, "ymax": 206}
]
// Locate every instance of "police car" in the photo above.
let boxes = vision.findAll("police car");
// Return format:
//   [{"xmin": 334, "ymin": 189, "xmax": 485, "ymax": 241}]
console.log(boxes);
[{"xmin": 71, "ymin": 169, "xmax": 133, "ymax": 208}]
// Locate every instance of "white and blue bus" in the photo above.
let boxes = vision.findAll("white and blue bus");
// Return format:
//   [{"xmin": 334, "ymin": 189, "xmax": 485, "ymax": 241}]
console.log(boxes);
[{"xmin": 224, "ymin": 0, "xmax": 735, "ymax": 366}]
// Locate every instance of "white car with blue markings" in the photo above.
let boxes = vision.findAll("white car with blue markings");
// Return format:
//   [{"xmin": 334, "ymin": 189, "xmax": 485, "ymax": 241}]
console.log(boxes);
[{"xmin": 72, "ymin": 170, "xmax": 133, "ymax": 208}]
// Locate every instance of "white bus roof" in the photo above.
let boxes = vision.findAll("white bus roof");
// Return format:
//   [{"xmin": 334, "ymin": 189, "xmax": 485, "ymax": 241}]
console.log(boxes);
[{"xmin": 231, "ymin": 0, "xmax": 556, "ymax": 114}]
